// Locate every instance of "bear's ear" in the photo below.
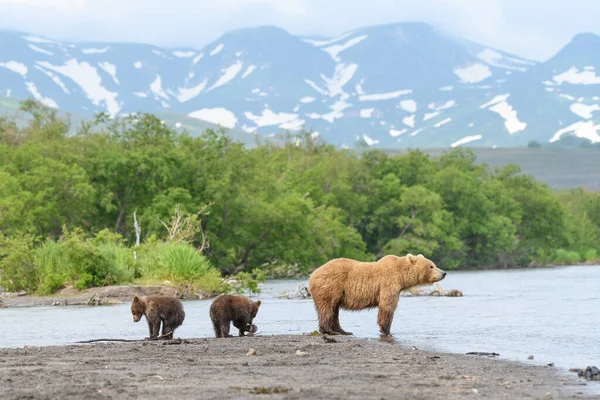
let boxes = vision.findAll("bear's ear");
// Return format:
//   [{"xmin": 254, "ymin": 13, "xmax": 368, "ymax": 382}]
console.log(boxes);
[
  {"xmin": 406, "ymin": 254, "xmax": 418, "ymax": 265},
  {"xmin": 255, "ymin": 300, "xmax": 262, "ymax": 308},
  {"xmin": 417, "ymin": 254, "xmax": 424, "ymax": 258},
  {"xmin": 132, "ymin": 295, "xmax": 140, "ymax": 302}
]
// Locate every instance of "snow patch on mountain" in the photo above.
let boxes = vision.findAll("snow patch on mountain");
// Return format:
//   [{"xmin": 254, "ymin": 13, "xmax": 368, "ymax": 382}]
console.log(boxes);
[
  {"xmin": 551, "ymin": 121, "xmax": 600, "ymax": 143},
  {"xmin": 25, "ymin": 81, "xmax": 58, "ymax": 109},
  {"xmin": 303, "ymin": 32, "xmax": 353, "ymax": 47},
  {"xmin": 189, "ymin": 107, "xmax": 237, "ymax": 128},
  {"xmin": 207, "ymin": 61, "xmax": 243, "ymax": 92},
  {"xmin": 403, "ymin": 115, "xmax": 415, "ymax": 127},
  {"xmin": 189, "ymin": 54, "xmax": 203, "ymax": 65},
  {"xmin": 38, "ymin": 59, "xmax": 121, "ymax": 115},
  {"xmin": 360, "ymin": 108, "xmax": 374, "ymax": 118},
  {"xmin": 209, "ymin": 44, "xmax": 224, "ymax": 56},
  {"xmin": 177, "ymin": 79, "xmax": 208, "ymax": 103},
  {"xmin": 434, "ymin": 117, "xmax": 452, "ymax": 128},
  {"xmin": 480, "ymin": 93, "xmax": 526, "ymax": 134},
  {"xmin": 389, "ymin": 128, "xmax": 407, "ymax": 137},
  {"xmin": 279, "ymin": 118, "xmax": 305, "ymax": 130},
  {"xmin": 321, "ymin": 63, "xmax": 358, "ymax": 97},
  {"xmin": 34, "ymin": 65, "xmax": 69, "ymax": 93},
  {"xmin": 242, "ymin": 65, "xmax": 256, "ymax": 79},
  {"xmin": 82, "ymin": 47, "xmax": 109, "ymax": 55},
  {"xmin": 454, "ymin": 64, "xmax": 492, "ymax": 83},
  {"xmin": 570, "ymin": 103, "xmax": 600, "ymax": 119},
  {"xmin": 451, "ymin": 135, "xmax": 482, "ymax": 147},
  {"xmin": 98, "ymin": 62, "xmax": 119, "ymax": 85},
  {"xmin": 362, "ymin": 134, "xmax": 379, "ymax": 146},
  {"xmin": 399, "ymin": 99, "xmax": 417, "ymax": 113},
  {"xmin": 359, "ymin": 89, "xmax": 412, "ymax": 101},
  {"xmin": 172, "ymin": 50, "xmax": 196, "ymax": 58},
  {"xmin": 28, "ymin": 44, "xmax": 53, "ymax": 56},
  {"xmin": 244, "ymin": 109, "xmax": 298, "ymax": 127},
  {"xmin": 150, "ymin": 75, "xmax": 169, "ymax": 101},
  {"xmin": 0, "ymin": 61, "xmax": 28, "ymax": 77},
  {"xmin": 553, "ymin": 67, "xmax": 600, "ymax": 85},
  {"xmin": 476, "ymin": 49, "xmax": 527, "ymax": 71},
  {"xmin": 424, "ymin": 111, "xmax": 440, "ymax": 121},
  {"xmin": 23, "ymin": 35, "xmax": 61, "ymax": 45},
  {"xmin": 323, "ymin": 35, "xmax": 367, "ymax": 61}
]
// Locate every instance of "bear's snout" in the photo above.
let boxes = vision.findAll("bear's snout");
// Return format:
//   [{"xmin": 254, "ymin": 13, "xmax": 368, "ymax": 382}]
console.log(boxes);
[{"xmin": 431, "ymin": 267, "xmax": 446, "ymax": 282}]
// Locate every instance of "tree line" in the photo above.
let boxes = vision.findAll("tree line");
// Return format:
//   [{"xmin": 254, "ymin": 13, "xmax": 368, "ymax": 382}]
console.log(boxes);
[{"xmin": 1, "ymin": 100, "xmax": 599, "ymax": 294}]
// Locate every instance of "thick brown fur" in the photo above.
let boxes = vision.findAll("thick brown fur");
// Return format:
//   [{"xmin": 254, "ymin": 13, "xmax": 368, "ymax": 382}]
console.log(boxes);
[
  {"xmin": 130, "ymin": 295, "xmax": 185, "ymax": 340},
  {"xmin": 209, "ymin": 294, "xmax": 261, "ymax": 338},
  {"xmin": 308, "ymin": 253, "xmax": 446, "ymax": 337}
]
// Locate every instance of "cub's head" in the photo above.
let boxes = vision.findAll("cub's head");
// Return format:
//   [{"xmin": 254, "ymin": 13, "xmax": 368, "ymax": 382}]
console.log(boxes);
[
  {"xmin": 250, "ymin": 300, "xmax": 262, "ymax": 320},
  {"xmin": 406, "ymin": 253, "xmax": 446, "ymax": 284},
  {"xmin": 131, "ymin": 295, "xmax": 146, "ymax": 322}
]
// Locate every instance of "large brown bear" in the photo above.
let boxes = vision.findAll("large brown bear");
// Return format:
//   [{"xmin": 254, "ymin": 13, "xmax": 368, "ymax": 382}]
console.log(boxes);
[
  {"xmin": 308, "ymin": 253, "xmax": 446, "ymax": 337},
  {"xmin": 131, "ymin": 295, "xmax": 185, "ymax": 340},
  {"xmin": 209, "ymin": 294, "xmax": 261, "ymax": 338}
]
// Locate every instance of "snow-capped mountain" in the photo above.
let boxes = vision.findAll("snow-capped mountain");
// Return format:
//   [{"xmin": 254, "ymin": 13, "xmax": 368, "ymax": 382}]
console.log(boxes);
[{"xmin": 0, "ymin": 23, "xmax": 599, "ymax": 147}]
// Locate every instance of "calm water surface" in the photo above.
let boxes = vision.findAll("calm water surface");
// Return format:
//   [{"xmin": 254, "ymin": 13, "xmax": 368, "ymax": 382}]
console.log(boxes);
[{"xmin": 1, "ymin": 265, "xmax": 599, "ymax": 374}]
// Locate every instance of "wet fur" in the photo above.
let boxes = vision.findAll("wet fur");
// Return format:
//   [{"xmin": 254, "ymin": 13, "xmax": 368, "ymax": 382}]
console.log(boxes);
[
  {"xmin": 130, "ymin": 295, "xmax": 185, "ymax": 340},
  {"xmin": 209, "ymin": 294, "xmax": 261, "ymax": 338},
  {"xmin": 308, "ymin": 253, "xmax": 446, "ymax": 337}
]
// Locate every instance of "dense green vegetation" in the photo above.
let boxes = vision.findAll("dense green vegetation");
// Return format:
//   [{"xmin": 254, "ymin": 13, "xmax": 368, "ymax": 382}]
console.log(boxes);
[{"xmin": 1, "ymin": 101, "xmax": 599, "ymax": 294}]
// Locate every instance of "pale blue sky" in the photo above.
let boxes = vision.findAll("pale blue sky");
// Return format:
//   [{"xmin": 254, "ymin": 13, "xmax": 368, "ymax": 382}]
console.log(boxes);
[{"xmin": 0, "ymin": 0, "xmax": 598, "ymax": 61}]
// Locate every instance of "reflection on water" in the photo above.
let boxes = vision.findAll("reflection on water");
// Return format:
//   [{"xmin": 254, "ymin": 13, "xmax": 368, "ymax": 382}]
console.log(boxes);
[{"xmin": 1, "ymin": 265, "xmax": 599, "ymax": 374}]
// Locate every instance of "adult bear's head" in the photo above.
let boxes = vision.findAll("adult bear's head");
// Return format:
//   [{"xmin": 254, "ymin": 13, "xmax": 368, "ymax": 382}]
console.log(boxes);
[{"xmin": 406, "ymin": 253, "xmax": 446, "ymax": 284}]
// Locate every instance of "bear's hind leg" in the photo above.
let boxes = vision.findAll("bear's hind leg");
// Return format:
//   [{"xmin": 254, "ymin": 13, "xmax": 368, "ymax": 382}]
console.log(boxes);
[
  {"xmin": 316, "ymin": 302, "xmax": 341, "ymax": 335},
  {"xmin": 332, "ymin": 304, "xmax": 353, "ymax": 335},
  {"xmin": 220, "ymin": 321, "xmax": 232, "ymax": 338},
  {"xmin": 212, "ymin": 319, "xmax": 222, "ymax": 338}
]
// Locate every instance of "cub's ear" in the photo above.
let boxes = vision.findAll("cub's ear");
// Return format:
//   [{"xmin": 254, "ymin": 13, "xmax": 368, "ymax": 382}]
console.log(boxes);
[
  {"xmin": 255, "ymin": 300, "xmax": 262, "ymax": 308},
  {"xmin": 406, "ymin": 254, "xmax": 418, "ymax": 265},
  {"xmin": 417, "ymin": 254, "xmax": 424, "ymax": 258},
  {"xmin": 132, "ymin": 295, "xmax": 140, "ymax": 302}
]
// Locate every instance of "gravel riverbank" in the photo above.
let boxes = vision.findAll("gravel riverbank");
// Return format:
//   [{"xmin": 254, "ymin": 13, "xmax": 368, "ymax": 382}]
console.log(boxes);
[{"xmin": 0, "ymin": 335, "xmax": 595, "ymax": 399}]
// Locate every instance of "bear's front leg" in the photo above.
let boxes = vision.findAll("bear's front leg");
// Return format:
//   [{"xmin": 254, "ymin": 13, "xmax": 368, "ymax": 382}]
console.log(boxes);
[
  {"xmin": 377, "ymin": 307, "xmax": 395, "ymax": 336},
  {"xmin": 233, "ymin": 319, "xmax": 248, "ymax": 337},
  {"xmin": 377, "ymin": 294, "xmax": 399, "ymax": 337}
]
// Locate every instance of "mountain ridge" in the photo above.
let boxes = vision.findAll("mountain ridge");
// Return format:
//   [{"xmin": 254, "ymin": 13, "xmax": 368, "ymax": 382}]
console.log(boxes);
[{"xmin": 1, "ymin": 23, "xmax": 599, "ymax": 148}]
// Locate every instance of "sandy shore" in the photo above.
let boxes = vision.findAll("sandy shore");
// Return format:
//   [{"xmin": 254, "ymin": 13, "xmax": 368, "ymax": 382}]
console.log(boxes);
[{"xmin": 0, "ymin": 335, "xmax": 595, "ymax": 399}]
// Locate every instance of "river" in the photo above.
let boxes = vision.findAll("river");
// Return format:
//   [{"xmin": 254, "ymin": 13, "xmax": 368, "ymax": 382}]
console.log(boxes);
[{"xmin": 1, "ymin": 265, "xmax": 598, "ymax": 374}]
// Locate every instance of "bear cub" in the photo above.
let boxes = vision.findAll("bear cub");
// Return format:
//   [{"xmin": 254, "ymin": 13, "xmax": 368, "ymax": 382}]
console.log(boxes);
[
  {"xmin": 209, "ymin": 294, "xmax": 261, "ymax": 338},
  {"xmin": 131, "ymin": 295, "xmax": 185, "ymax": 340}
]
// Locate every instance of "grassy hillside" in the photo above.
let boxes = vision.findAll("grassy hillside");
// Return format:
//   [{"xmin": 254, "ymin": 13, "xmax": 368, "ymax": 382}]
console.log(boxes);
[{"xmin": 382, "ymin": 147, "xmax": 600, "ymax": 191}]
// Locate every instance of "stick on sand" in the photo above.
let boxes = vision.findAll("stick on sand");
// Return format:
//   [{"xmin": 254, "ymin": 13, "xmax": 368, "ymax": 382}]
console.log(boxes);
[{"xmin": 76, "ymin": 331, "xmax": 174, "ymax": 343}]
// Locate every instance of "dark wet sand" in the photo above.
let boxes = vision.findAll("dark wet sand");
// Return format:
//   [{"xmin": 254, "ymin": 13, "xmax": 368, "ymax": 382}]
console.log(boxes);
[{"xmin": 0, "ymin": 335, "xmax": 596, "ymax": 399}]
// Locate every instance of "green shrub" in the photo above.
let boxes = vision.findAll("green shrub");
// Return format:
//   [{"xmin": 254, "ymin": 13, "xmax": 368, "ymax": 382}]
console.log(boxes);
[
  {"xmin": 582, "ymin": 248, "xmax": 598, "ymax": 261},
  {"xmin": 553, "ymin": 249, "xmax": 581, "ymax": 264},
  {"xmin": 0, "ymin": 233, "xmax": 37, "ymax": 292},
  {"xmin": 136, "ymin": 242, "xmax": 221, "ymax": 289},
  {"xmin": 33, "ymin": 240, "xmax": 67, "ymax": 295}
]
